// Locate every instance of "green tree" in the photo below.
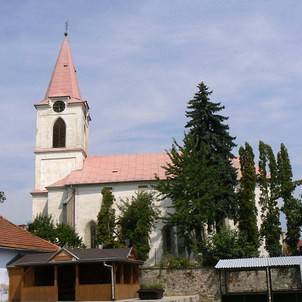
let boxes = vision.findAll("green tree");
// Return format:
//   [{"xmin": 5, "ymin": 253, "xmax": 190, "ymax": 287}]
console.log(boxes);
[
  {"xmin": 118, "ymin": 191, "xmax": 159, "ymax": 261},
  {"xmin": 55, "ymin": 223, "xmax": 84, "ymax": 248},
  {"xmin": 278, "ymin": 143, "xmax": 302, "ymax": 255},
  {"xmin": 237, "ymin": 143, "xmax": 259, "ymax": 256},
  {"xmin": 28, "ymin": 214, "xmax": 84, "ymax": 247},
  {"xmin": 28, "ymin": 214, "xmax": 57, "ymax": 243},
  {"xmin": 0, "ymin": 191, "xmax": 6, "ymax": 203},
  {"xmin": 202, "ymin": 227, "xmax": 243, "ymax": 266},
  {"xmin": 258, "ymin": 142, "xmax": 282, "ymax": 256},
  {"xmin": 96, "ymin": 188, "xmax": 117, "ymax": 248},
  {"xmin": 157, "ymin": 82, "xmax": 237, "ymax": 256}
]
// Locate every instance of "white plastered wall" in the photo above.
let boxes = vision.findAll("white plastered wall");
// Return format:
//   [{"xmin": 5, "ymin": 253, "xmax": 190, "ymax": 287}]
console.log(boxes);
[
  {"xmin": 35, "ymin": 101, "xmax": 88, "ymax": 150},
  {"xmin": 72, "ymin": 181, "xmax": 170, "ymax": 264},
  {"xmin": 34, "ymin": 151, "xmax": 85, "ymax": 190},
  {"xmin": 34, "ymin": 101, "xmax": 88, "ymax": 191},
  {"xmin": 47, "ymin": 189, "xmax": 68, "ymax": 224},
  {"xmin": 32, "ymin": 194, "xmax": 48, "ymax": 219}
]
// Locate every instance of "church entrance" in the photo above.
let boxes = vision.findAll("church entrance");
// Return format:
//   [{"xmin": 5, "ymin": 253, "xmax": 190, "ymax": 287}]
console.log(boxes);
[{"xmin": 57, "ymin": 265, "xmax": 75, "ymax": 301}]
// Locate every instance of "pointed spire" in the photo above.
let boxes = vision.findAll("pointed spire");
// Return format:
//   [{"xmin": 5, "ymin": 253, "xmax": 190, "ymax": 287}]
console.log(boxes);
[{"xmin": 44, "ymin": 35, "xmax": 82, "ymax": 101}]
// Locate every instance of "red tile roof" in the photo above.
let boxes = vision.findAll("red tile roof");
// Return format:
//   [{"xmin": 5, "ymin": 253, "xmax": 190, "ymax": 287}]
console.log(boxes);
[
  {"xmin": 0, "ymin": 216, "xmax": 59, "ymax": 252},
  {"xmin": 48, "ymin": 153, "xmax": 240, "ymax": 188},
  {"xmin": 39, "ymin": 36, "xmax": 83, "ymax": 104},
  {"xmin": 49, "ymin": 153, "xmax": 169, "ymax": 187}
]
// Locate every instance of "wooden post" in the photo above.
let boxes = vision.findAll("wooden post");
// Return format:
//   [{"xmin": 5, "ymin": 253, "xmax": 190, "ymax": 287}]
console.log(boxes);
[
  {"xmin": 266, "ymin": 267, "xmax": 272, "ymax": 302},
  {"xmin": 219, "ymin": 270, "xmax": 222, "ymax": 296},
  {"xmin": 120, "ymin": 264, "xmax": 124, "ymax": 284},
  {"xmin": 224, "ymin": 270, "xmax": 228, "ymax": 294},
  {"xmin": 130, "ymin": 265, "xmax": 134, "ymax": 284},
  {"xmin": 268, "ymin": 267, "xmax": 273, "ymax": 302},
  {"xmin": 76, "ymin": 264, "xmax": 79, "ymax": 286},
  {"xmin": 54, "ymin": 266, "xmax": 57, "ymax": 287}
]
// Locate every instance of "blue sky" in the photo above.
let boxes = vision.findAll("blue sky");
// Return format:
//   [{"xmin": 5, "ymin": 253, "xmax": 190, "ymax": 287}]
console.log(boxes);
[{"xmin": 1, "ymin": 1, "xmax": 302, "ymax": 224}]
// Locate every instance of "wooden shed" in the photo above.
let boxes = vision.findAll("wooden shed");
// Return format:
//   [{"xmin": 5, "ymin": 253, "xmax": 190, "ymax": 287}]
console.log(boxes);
[{"xmin": 8, "ymin": 247, "xmax": 143, "ymax": 302}]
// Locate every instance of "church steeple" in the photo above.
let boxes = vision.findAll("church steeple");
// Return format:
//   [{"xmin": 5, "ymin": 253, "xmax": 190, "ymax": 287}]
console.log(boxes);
[
  {"xmin": 33, "ymin": 34, "xmax": 90, "ymax": 192},
  {"xmin": 44, "ymin": 35, "xmax": 82, "ymax": 101}
]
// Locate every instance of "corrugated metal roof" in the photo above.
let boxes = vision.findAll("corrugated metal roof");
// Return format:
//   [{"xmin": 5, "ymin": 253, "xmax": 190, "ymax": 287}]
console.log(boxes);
[{"xmin": 215, "ymin": 256, "xmax": 302, "ymax": 269}]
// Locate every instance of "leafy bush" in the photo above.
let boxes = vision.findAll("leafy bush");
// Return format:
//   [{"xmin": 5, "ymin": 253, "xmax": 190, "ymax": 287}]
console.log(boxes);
[
  {"xmin": 140, "ymin": 283, "xmax": 164, "ymax": 290},
  {"xmin": 118, "ymin": 191, "xmax": 159, "ymax": 261},
  {"xmin": 201, "ymin": 227, "xmax": 244, "ymax": 266}
]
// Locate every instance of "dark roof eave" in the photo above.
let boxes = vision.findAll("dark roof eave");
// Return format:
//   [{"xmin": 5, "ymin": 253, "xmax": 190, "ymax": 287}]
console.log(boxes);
[
  {"xmin": 9, "ymin": 258, "xmax": 143, "ymax": 268},
  {"xmin": 47, "ymin": 179, "xmax": 159, "ymax": 189}
]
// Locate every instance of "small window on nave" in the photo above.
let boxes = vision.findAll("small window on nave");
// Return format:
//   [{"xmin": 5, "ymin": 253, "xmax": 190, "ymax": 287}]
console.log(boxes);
[{"xmin": 53, "ymin": 118, "xmax": 66, "ymax": 148}]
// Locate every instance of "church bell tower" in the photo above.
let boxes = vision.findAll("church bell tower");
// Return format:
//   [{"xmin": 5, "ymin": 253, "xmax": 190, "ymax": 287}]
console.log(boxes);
[{"xmin": 32, "ymin": 33, "xmax": 90, "ymax": 197}]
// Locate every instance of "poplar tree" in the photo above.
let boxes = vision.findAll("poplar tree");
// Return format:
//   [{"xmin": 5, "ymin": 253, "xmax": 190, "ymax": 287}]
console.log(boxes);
[
  {"xmin": 238, "ymin": 143, "xmax": 259, "ymax": 256},
  {"xmin": 278, "ymin": 143, "xmax": 302, "ymax": 255},
  {"xmin": 157, "ymin": 82, "xmax": 237, "ymax": 255},
  {"xmin": 258, "ymin": 141, "xmax": 282, "ymax": 256},
  {"xmin": 96, "ymin": 188, "xmax": 117, "ymax": 248}
]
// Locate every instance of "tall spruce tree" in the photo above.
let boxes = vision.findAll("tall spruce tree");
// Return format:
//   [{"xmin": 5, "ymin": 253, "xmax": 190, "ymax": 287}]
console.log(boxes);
[
  {"xmin": 96, "ymin": 188, "xmax": 117, "ymax": 248},
  {"xmin": 258, "ymin": 141, "xmax": 282, "ymax": 256},
  {"xmin": 238, "ymin": 143, "xmax": 259, "ymax": 256},
  {"xmin": 278, "ymin": 143, "xmax": 302, "ymax": 255},
  {"xmin": 157, "ymin": 82, "xmax": 237, "ymax": 255}
]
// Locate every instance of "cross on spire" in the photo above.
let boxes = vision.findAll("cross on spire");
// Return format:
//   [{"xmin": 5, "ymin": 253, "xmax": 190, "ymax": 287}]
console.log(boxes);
[{"xmin": 64, "ymin": 21, "xmax": 69, "ymax": 37}]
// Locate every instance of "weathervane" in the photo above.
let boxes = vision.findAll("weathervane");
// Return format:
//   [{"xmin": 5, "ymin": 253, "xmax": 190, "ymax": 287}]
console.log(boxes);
[{"xmin": 64, "ymin": 21, "xmax": 69, "ymax": 37}]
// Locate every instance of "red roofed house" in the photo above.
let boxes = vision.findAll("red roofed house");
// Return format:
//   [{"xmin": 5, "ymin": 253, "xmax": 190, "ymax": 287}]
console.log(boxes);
[
  {"xmin": 31, "ymin": 33, "xmax": 264, "ymax": 266},
  {"xmin": 0, "ymin": 216, "xmax": 58, "ymax": 301}
]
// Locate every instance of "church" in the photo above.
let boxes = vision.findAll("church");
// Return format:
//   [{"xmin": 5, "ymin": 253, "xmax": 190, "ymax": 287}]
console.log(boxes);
[
  {"xmin": 31, "ymin": 33, "xmax": 179, "ymax": 264},
  {"xmin": 31, "ymin": 33, "xmax": 266, "ymax": 263}
]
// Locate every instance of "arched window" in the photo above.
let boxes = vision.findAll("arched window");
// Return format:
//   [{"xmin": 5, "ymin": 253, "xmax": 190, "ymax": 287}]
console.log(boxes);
[
  {"xmin": 162, "ymin": 224, "xmax": 186, "ymax": 257},
  {"xmin": 53, "ymin": 118, "xmax": 66, "ymax": 148},
  {"xmin": 162, "ymin": 224, "xmax": 175, "ymax": 255}
]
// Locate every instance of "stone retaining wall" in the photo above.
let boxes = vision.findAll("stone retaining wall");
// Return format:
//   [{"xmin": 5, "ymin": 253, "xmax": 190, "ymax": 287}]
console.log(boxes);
[
  {"xmin": 140, "ymin": 266, "xmax": 302, "ymax": 302},
  {"xmin": 226, "ymin": 267, "xmax": 301, "ymax": 293},
  {"xmin": 140, "ymin": 268, "xmax": 220, "ymax": 302}
]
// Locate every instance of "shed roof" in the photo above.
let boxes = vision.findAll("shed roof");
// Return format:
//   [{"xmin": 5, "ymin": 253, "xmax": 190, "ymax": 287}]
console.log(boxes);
[
  {"xmin": 215, "ymin": 256, "xmax": 302, "ymax": 269},
  {"xmin": 9, "ymin": 247, "xmax": 143, "ymax": 267}
]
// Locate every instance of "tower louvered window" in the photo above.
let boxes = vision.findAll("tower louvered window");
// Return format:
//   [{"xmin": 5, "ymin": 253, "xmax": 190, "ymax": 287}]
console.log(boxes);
[{"xmin": 53, "ymin": 118, "xmax": 66, "ymax": 148}]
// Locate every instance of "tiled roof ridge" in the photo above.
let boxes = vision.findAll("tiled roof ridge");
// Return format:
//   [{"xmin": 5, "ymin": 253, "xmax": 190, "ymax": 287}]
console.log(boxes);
[{"xmin": 0, "ymin": 216, "xmax": 59, "ymax": 251}]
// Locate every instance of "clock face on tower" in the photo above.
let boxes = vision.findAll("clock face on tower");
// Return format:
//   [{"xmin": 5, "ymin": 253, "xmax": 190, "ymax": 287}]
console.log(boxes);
[{"xmin": 53, "ymin": 101, "xmax": 65, "ymax": 113}]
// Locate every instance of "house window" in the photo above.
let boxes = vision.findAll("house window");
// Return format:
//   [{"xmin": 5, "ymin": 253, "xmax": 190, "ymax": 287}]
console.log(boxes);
[{"xmin": 53, "ymin": 118, "xmax": 66, "ymax": 148}]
